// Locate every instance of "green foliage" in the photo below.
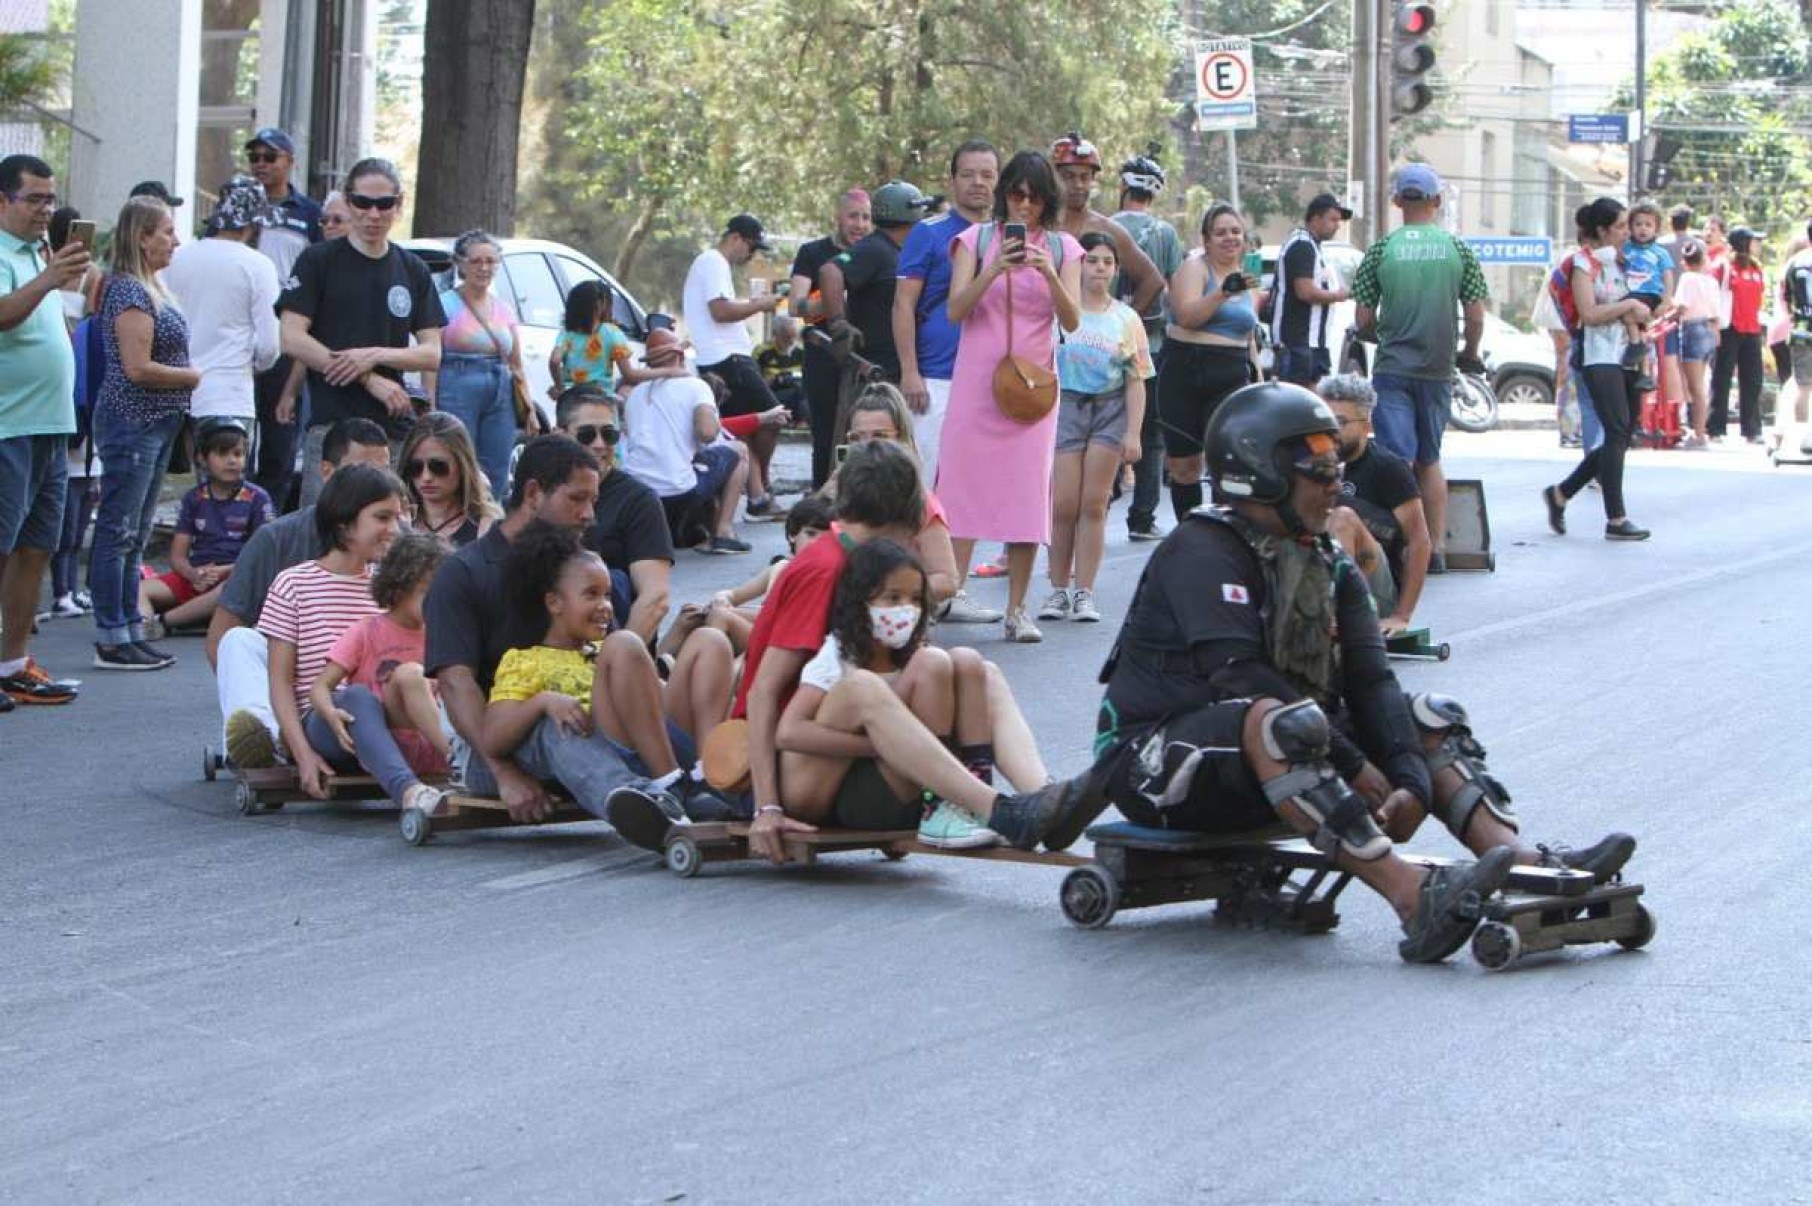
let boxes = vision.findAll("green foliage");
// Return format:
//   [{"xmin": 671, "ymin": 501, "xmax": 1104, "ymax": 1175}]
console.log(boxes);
[{"xmin": 0, "ymin": 31, "xmax": 57, "ymax": 113}]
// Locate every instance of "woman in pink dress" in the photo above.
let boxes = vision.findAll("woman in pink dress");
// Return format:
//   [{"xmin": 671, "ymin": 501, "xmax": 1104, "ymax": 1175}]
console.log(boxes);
[{"xmin": 940, "ymin": 150, "xmax": 1083, "ymax": 642}]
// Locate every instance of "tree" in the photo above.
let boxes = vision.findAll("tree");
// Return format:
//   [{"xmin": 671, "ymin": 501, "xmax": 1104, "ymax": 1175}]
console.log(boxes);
[
  {"xmin": 415, "ymin": 0, "xmax": 538, "ymax": 235},
  {"xmin": 0, "ymin": 31, "xmax": 56, "ymax": 114}
]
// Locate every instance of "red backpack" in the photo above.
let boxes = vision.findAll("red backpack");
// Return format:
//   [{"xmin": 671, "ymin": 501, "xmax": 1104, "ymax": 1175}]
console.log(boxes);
[{"xmin": 1547, "ymin": 247, "xmax": 1596, "ymax": 334}]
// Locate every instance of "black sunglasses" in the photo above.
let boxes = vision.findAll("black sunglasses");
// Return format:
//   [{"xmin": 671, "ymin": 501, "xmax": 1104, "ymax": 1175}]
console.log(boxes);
[
  {"xmin": 347, "ymin": 194, "xmax": 401, "ymax": 212},
  {"xmin": 1293, "ymin": 461, "xmax": 1344, "ymax": 486},
  {"xmin": 406, "ymin": 457, "xmax": 453, "ymax": 479},
  {"xmin": 246, "ymin": 151, "xmax": 283, "ymax": 165},
  {"xmin": 574, "ymin": 424, "xmax": 620, "ymax": 446}
]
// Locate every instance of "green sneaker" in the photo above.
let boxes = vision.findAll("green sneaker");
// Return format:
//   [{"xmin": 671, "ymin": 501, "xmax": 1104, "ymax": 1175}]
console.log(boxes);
[
  {"xmin": 225, "ymin": 708, "xmax": 277, "ymax": 769},
  {"xmin": 918, "ymin": 802, "xmax": 1001, "ymax": 849}
]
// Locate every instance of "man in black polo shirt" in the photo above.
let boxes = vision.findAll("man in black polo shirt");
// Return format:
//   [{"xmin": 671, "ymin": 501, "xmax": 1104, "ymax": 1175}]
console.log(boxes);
[
  {"xmin": 423, "ymin": 436, "xmax": 731, "ymax": 827},
  {"xmin": 819, "ymin": 180, "xmax": 931, "ymax": 434},
  {"xmin": 1319, "ymin": 373, "xmax": 1431, "ymax": 635},
  {"xmin": 278, "ymin": 157, "xmax": 443, "ymax": 508},
  {"xmin": 556, "ymin": 384, "xmax": 675, "ymax": 643},
  {"xmin": 790, "ymin": 188, "xmax": 872, "ymax": 488},
  {"xmin": 1271, "ymin": 193, "xmax": 1352, "ymax": 386}
]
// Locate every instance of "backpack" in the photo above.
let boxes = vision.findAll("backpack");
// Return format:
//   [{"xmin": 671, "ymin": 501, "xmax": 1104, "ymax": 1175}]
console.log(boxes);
[
  {"xmin": 1546, "ymin": 248, "xmax": 1595, "ymax": 335},
  {"xmin": 1783, "ymin": 254, "xmax": 1812, "ymax": 327},
  {"xmin": 71, "ymin": 311, "xmax": 104, "ymax": 447}
]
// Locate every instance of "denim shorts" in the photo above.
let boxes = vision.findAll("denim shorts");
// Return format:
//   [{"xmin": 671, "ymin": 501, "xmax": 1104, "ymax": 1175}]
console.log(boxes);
[
  {"xmin": 693, "ymin": 441, "xmax": 740, "ymax": 500},
  {"xmin": 0, "ymin": 433, "xmax": 69, "ymax": 553},
  {"xmin": 1369, "ymin": 372, "xmax": 1452, "ymax": 466},
  {"xmin": 1680, "ymin": 320, "xmax": 1716, "ymax": 364}
]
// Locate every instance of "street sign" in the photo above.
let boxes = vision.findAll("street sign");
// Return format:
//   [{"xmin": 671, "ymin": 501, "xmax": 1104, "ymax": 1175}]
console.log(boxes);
[
  {"xmin": 1568, "ymin": 114, "xmax": 1629, "ymax": 145},
  {"xmin": 1463, "ymin": 236, "xmax": 1553, "ymax": 266},
  {"xmin": 1195, "ymin": 39, "xmax": 1257, "ymax": 132}
]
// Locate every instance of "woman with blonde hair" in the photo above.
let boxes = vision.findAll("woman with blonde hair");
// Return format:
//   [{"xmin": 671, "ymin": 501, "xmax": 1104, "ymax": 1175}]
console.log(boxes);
[
  {"xmin": 397, "ymin": 412, "xmax": 499, "ymax": 548},
  {"xmin": 89, "ymin": 195, "xmax": 202, "ymax": 670}
]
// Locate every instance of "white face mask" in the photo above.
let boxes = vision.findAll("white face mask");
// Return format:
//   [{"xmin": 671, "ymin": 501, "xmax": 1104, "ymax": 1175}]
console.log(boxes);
[{"xmin": 868, "ymin": 604, "xmax": 920, "ymax": 650}]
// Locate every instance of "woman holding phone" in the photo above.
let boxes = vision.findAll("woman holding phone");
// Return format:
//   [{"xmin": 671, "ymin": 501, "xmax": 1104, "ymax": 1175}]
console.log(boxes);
[
  {"xmin": 938, "ymin": 149, "xmax": 1083, "ymax": 643},
  {"xmin": 1158, "ymin": 203, "xmax": 1261, "ymax": 521}
]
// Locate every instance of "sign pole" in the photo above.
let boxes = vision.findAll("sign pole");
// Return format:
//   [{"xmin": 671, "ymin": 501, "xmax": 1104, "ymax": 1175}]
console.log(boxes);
[
  {"xmin": 1225, "ymin": 129, "xmax": 1241, "ymax": 213},
  {"xmin": 1633, "ymin": 0, "xmax": 1648, "ymax": 192}
]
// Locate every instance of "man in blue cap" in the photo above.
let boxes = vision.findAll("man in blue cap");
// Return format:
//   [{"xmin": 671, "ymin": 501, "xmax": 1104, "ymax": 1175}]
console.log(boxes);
[{"xmin": 1349, "ymin": 164, "xmax": 1487, "ymax": 573}]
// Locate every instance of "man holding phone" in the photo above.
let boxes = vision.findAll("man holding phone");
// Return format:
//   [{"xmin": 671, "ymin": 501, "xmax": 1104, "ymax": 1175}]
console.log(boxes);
[{"xmin": 0, "ymin": 154, "xmax": 89, "ymax": 707}]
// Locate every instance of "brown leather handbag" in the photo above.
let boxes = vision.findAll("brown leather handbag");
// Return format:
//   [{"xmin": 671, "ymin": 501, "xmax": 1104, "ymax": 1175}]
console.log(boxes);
[
  {"xmin": 700, "ymin": 718, "xmax": 752, "ymax": 794},
  {"xmin": 990, "ymin": 239, "xmax": 1060, "ymax": 424}
]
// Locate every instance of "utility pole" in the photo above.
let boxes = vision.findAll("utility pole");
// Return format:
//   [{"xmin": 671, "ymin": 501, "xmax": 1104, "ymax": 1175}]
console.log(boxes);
[
  {"xmin": 1225, "ymin": 129, "xmax": 1241, "ymax": 213},
  {"xmin": 1349, "ymin": 0, "xmax": 1375, "ymax": 246},
  {"xmin": 1632, "ymin": 0, "xmax": 1648, "ymax": 194}
]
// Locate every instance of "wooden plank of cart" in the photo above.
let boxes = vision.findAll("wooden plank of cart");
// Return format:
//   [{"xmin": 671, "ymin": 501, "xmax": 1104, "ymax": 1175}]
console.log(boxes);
[{"xmin": 661, "ymin": 822, "xmax": 1088, "ymax": 877}]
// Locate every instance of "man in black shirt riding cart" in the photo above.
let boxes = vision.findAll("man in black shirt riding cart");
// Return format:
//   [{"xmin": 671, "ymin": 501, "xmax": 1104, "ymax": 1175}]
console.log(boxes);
[{"xmin": 1085, "ymin": 382, "xmax": 1636, "ymax": 962}]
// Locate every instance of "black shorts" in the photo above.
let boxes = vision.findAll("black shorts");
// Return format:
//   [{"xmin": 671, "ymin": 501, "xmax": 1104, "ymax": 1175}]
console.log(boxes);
[
  {"xmin": 830, "ymin": 758, "xmax": 922, "ymax": 830},
  {"xmin": 699, "ymin": 353, "xmax": 781, "ymax": 419},
  {"xmin": 1157, "ymin": 343, "xmax": 1252, "ymax": 458},
  {"xmin": 1100, "ymin": 699, "xmax": 1275, "ymax": 833}
]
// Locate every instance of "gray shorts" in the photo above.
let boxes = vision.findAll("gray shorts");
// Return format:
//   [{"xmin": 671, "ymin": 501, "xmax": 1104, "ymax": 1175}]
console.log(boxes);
[
  {"xmin": 1055, "ymin": 388, "xmax": 1130, "ymax": 453},
  {"xmin": 1791, "ymin": 333, "xmax": 1812, "ymax": 386}
]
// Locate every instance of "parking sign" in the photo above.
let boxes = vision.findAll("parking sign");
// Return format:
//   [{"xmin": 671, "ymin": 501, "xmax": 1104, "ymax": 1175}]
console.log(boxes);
[{"xmin": 1195, "ymin": 39, "xmax": 1257, "ymax": 132}]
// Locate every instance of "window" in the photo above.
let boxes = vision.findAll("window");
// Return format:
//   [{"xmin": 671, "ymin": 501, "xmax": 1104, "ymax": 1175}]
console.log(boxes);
[
  {"xmin": 554, "ymin": 254, "xmax": 645, "ymax": 339},
  {"xmin": 501, "ymin": 252, "xmax": 565, "ymax": 329}
]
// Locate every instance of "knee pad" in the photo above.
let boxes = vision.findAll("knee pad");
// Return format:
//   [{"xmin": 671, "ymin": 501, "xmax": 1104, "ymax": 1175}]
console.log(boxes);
[
  {"xmin": 1410, "ymin": 693, "xmax": 1518, "ymax": 837},
  {"xmin": 1259, "ymin": 700, "xmax": 1390, "ymax": 862}
]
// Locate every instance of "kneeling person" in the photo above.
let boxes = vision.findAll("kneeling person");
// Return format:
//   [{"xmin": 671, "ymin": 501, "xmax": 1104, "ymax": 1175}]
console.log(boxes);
[{"xmin": 141, "ymin": 422, "xmax": 275, "ymax": 633}]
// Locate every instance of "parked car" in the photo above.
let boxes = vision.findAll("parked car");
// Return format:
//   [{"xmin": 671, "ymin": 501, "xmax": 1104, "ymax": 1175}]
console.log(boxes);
[
  {"xmin": 401, "ymin": 236, "xmax": 653, "ymax": 425},
  {"xmin": 1479, "ymin": 311, "xmax": 1555, "ymax": 408}
]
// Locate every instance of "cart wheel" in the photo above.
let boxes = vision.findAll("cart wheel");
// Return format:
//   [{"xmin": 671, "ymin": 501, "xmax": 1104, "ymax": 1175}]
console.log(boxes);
[
  {"xmin": 665, "ymin": 833, "xmax": 702, "ymax": 878},
  {"xmin": 1060, "ymin": 866, "xmax": 1120, "ymax": 929},
  {"xmin": 1616, "ymin": 904, "xmax": 1657, "ymax": 951},
  {"xmin": 202, "ymin": 745, "xmax": 218, "ymax": 782},
  {"xmin": 235, "ymin": 781, "xmax": 258, "ymax": 816},
  {"xmin": 1436, "ymin": 643, "xmax": 1452, "ymax": 661},
  {"xmin": 400, "ymin": 808, "xmax": 432, "ymax": 847},
  {"xmin": 881, "ymin": 845, "xmax": 910, "ymax": 861},
  {"xmin": 1471, "ymin": 920, "xmax": 1521, "ymax": 972}
]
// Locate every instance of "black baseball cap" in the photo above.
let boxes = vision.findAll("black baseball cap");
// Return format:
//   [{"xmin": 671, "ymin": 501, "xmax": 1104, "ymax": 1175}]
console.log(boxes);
[
  {"xmin": 129, "ymin": 180, "xmax": 184, "ymax": 208},
  {"xmin": 725, "ymin": 213, "xmax": 773, "ymax": 253},
  {"xmin": 1306, "ymin": 192, "xmax": 1352, "ymax": 220}
]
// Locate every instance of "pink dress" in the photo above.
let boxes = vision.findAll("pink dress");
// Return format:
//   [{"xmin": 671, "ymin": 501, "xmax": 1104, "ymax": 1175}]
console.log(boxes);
[{"xmin": 936, "ymin": 225, "xmax": 1084, "ymax": 544}]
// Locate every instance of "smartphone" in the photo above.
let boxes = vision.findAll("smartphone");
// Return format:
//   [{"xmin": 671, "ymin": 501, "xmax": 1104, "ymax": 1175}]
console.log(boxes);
[
  {"xmin": 1242, "ymin": 250, "xmax": 1263, "ymax": 278},
  {"xmin": 67, "ymin": 219, "xmax": 97, "ymax": 253},
  {"xmin": 1003, "ymin": 222, "xmax": 1028, "ymax": 262}
]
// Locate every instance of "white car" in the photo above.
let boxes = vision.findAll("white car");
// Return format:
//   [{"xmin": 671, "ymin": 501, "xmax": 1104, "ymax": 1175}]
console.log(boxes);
[{"xmin": 401, "ymin": 236, "xmax": 655, "ymax": 425}]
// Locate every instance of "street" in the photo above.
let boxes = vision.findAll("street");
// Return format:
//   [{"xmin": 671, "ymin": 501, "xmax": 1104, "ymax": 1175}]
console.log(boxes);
[{"xmin": 3, "ymin": 430, "xmax": 1808, "ymax": 1204}]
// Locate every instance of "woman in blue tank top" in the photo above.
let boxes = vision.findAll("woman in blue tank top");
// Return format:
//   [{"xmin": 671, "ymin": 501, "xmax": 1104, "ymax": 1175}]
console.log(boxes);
[{"xmin": 1157, "ymin": 203, "xmax": 1263, "ymax": 522}]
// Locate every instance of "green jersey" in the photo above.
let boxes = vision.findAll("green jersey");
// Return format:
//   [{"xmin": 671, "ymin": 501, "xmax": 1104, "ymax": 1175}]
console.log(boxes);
[{"xmin": 1350, "ymin": 224, "xmax": 1488, "ymax": 380}]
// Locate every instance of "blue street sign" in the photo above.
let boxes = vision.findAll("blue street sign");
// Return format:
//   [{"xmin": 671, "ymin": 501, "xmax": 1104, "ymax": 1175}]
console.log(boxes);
[
  {"xmin": 1568, "ymin": 114, "xmax": 1629, "ymax": 145},
  {"xmin": 1464, "ymin": 236, "xmax": 1553, "ymax": 266}
]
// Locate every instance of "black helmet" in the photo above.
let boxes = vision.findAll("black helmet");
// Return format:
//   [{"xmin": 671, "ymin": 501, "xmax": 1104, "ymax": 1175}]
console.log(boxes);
[
  {"xmin": 1205, "ymin": 382, "xmax": 1340, "ymax": 505},
  {"xmin": 871, "ymin": 180, "xmax": 931, "ymax": 226},
  {"xmin": 1119, "ymin": 154, "xmax": 1166, "ymax": 196}
]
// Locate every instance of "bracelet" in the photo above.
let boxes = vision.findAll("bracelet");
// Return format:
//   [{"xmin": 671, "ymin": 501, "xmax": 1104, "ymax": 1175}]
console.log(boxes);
[{"xmin": 756, "ymin": 805, "xmax": 785, "ymax": 817}]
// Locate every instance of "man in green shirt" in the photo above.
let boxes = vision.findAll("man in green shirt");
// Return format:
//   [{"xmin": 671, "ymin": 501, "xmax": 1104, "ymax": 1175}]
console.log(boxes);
[
  {"xmin": 1350, "ymin": 164, "xmax": 1488, "ymax": 571},
  {"xmin": 0, "ymin": 154, "xmax": 89, "ymax": 707}
]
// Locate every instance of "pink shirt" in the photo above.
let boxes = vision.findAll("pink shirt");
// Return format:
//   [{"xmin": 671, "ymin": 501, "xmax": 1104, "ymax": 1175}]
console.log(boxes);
[
  {"xmin": 327, "ymin": 612, "xmax": 427, "ymax": 693},
  {"xmin": 258, "ymin": 562, "xmax": 379, "ymax": 711}
]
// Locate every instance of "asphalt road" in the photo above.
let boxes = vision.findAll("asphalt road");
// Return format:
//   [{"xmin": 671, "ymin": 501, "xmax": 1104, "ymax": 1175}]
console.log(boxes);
[{"xmin": 3, "ymin": 431, "xmax": 1808, "ymax": 1204}]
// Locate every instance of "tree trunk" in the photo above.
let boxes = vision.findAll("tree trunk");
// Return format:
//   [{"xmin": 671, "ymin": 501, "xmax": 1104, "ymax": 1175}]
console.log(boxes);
[
  {"xmin": 415, "ymin": 0, "xmax": 537, "ymax": 236},
  {"xmin": 614, "ymin": 195, "xmax": 664, "ymax": 284}
]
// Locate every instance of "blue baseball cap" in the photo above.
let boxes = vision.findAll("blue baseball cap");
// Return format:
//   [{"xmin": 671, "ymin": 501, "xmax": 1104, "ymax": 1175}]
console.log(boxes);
[
  {"xmin": 245, "ymin": 127, "xmax": 297, "ymax": 156},
  {"xmin": 1392, "ymin": 163, "xmax": 1443, "ymax": 201}
]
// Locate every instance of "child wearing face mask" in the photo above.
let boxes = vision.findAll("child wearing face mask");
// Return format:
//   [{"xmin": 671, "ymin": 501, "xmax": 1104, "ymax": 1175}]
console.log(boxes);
[{"xmin": 781, "ymin": 538, "xmax": 1000, "ymax": 848}]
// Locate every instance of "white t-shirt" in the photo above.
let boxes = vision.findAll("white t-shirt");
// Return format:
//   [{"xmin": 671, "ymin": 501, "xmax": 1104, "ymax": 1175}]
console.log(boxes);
[
  {"xmin": 622, "ymin": 376, "xmax": 714, "ymax": 498},
  {"xmin": 681, "ymin": 247, "xmax": 751, "ymax": 365},
  {"xmin": 799, "ymin": 634, "xmax": 852, "ymax": 694},
  {"xmin": 164, "ymin": 237, "xmax": 282, "ymax": 419}
]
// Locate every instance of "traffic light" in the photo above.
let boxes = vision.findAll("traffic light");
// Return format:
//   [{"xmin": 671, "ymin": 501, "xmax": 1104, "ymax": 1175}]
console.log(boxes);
[{"xmin": 1391, "ymin": 3, "xmax": 1436, "ymax": 120}]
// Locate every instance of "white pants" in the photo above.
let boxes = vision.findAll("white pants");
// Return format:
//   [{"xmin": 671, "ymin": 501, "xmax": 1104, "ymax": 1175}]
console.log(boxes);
[
  {"xmin": 917, "ymin": 377, "xmax": 952, "ymax": 489},
  {"xmin": 216, "ymin": 625, "xmax": 276, "ymax": 745}
]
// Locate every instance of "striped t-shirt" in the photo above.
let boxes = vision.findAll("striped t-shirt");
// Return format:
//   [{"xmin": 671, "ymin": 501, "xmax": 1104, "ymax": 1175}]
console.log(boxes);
[{"xmin": 258, "ymin": 561, "xmax": 380, "ymax": 712}]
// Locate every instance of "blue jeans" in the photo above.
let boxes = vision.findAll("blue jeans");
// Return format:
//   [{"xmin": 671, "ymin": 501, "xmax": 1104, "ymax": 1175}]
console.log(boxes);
[
  {"xmin": 459, "ymin": 713, "xmax": 652, "ymax": 819},
  {"xmin": 51, "ymin": 474, "xmax": 97, "ymax": 598},
  {"xmin": 89, "ymin": 408, "xmax": 182, "ymax": 644},
  {"xmin": 303, "ymin": 685, "xmax": 426, "ymax": 805},
  {"xmin": 1370, "ymin": 372, "xmax": 1452, "ymax": 466},
  {"xmin": 435, "ymin": 353, "xmax": 518, "ymax": 501}
]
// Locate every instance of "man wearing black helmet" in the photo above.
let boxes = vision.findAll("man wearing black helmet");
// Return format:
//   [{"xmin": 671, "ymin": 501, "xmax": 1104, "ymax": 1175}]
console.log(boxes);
[
  {"xmin": 1111, "ymin": 152, "xmax": 1185, "ymax": 543},
  {"xmin": 1084, "ymin": 381, "xmax": 1635, "ymax": 963},
  {"xmin": 818, "ymin": 180, "xmax": 930, "ymax": 428}
]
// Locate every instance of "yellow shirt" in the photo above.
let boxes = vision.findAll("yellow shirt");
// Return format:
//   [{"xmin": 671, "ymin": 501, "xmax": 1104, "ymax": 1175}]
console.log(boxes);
[{"xmin": 489, "ymin": 645, "xmax": 595, "ymax": 714}]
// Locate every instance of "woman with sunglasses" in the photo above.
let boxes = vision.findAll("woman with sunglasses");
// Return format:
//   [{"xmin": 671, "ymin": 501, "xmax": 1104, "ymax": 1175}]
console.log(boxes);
[
  {"xmin": 398, "ymin": 412, "xmax": 499, "ymax": 548},
  {"xmin": 422, "ymin": 229, "xmax": 526, "ymax": 499},
  {"xmin": 940, "ymin": 150, "xmax": 1083, "ymax": 643}
]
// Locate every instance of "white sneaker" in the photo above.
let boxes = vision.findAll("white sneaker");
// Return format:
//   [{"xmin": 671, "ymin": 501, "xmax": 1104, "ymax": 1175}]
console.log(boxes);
[
  {"xmin": 1036, "ymin": 587, "xmax": 1071, "ymax": 621},
  {"xmin": 939, "ymin": 591, "xmax": 1005, "ymax": 624},
  {"xmin": 1004, "ymin": 608, "xmax": 1043, "ymax": 643},
  {"xmin": 402, "ymin": 782, "xmax": 446, "ymax": 816},
  {"xmin": 1070, "ymin": 588, "xmax": 1102, "ymax": 622}
]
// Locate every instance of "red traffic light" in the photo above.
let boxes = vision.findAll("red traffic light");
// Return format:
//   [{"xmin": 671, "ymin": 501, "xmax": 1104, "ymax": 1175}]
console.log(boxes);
[{"xmin": 1396, "ymin": 3, "xmax": 1435, "ymax": 36}]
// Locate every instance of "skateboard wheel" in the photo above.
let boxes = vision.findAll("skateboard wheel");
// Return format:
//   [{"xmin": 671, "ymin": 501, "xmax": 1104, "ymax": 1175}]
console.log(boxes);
[
  {"xmin": 1616, "ymin": 904, "xmax": 1657, "ymax": 951},
  {"xmin": 400, "ymin": 808, "xmax": 431, "ymax": 847},
  {"xmin": 202, "ymin": 745, "xmax": 218, "ymax": 782},
  {"xmin": 1471, "ymin": 920, "xmax": 1521, "ymax": 971},
  {"xmin": 665, "ymin": 833, "xmax": 702, "ymax": 878},
  {"xmin": 1060, "ymin": 865, "xmax": 1120, "ymax": 929},
  {"xmin": 1436, "ymin": 643, "xmax": 1452, "ymax": 661},
  {"xmin": 235, "ymin": 781, "xmax": 258, "ymax": 816},
  {"xmin": 881, "ymin": 845, "xmax": 909, "ymax": 861}
]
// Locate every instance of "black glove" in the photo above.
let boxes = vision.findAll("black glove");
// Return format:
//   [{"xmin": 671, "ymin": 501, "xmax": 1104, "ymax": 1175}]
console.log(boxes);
[{"xmin": 1455, "ymin": 351, "xmax": 1488, "ymax": 377}]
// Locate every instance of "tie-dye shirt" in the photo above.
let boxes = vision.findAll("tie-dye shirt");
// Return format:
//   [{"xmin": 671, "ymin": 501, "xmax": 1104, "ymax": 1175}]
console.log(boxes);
[{"xmin": 438, "ymin": 289, "xmax": 518, "ymax": 358}]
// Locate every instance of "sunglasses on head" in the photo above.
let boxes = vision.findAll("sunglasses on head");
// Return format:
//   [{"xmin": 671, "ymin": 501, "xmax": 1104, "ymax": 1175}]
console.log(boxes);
[
  {"xmin": 574, "ymin": 424, "xmax": 620, "ymax": 446},
  {"xmin": 247, "ymin": 151, "xmax": 283, "ymax": 165},
  {"xmin": 347, "ymin": 193, "xmax": 401, "ymax": 212},
  {"xmin": 406, "ymin": 457, "xmax": 453, "ymax": 479}
]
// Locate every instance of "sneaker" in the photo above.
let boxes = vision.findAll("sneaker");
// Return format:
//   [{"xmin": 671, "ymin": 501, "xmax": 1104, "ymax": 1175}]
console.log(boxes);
[
  {"xmin": 918, "ymin": 801, "xmax": 1001, "ymax": 849},
  {"xmin": 133, "ymin": 640, "xmax": 176, "ymax": 666},
  {"xmin": 1069, "ymin": 588, "xmax": 1102, "ymax": 623},
  {"xmin": 1604, "ymin": 519, "xmax": 1651, "ymax": 542},
  {"xmin": 605, "ymin": 783, "xmax": 689, "ymax": 851},
  {"xmin": 0, "ymin": 658, "xmax": 78, "ymax": 704},
  {"xmin": 92, "ymin": 643, "xmax": 167, "ymax": 671},
  {"xmin": 72, "ymin": 590, "xmax": 93, "ymax": 612},
  {"xmin": 1003, "ymin": 608, "xmax": 1042, "ymax": 643},
  {"xmin": 50, "ymin": 594, "xmax": 86, "ymax": 618},
  {"xmin": 1426, "ymin": 551, "xmax": 1448, "ymax": 575},
  {"xmin": 1035, "ymin": 764, "xmax": 1112, "ymax": 852},
  {"xmin": 142, "ymin": 615, "xmax": 167, "ymax": 641},
  {"xmin": 1680, "ymin": 434, "xmax": 1709, "ymax": 450},
  {"xmin": 402, "ymin": 782, "xmax": 446, "ymax": 816},
  {"xmin": 1540, "ymin": 833, "xmax": 1637, "ymax": 884},
  {"xmin": 225, "ymin": 708, "xmax": 278, "ymax": 769},
  {"xmin": 700, "ymin": 535, "xmax": 752, "ymax": 555},
  {"xmin": 676, "ymin": 778, "xmax": 736, "ymax": 822},
  {"xmin": 1542, "ymin": 485, "xmax": 1567, "ymax": 536},
  {"xmin": 1036, "ymin": 587, "xmax": 1071, "ymax": 621},
  {"xmin": 1127, "ymin": 524, "xmax": 1163, "ymax": 543},
  {"xmin": 1398, "ymin": 846, "xmax": 1515, "ymax": 964},
  {"xmin": 1620, "ymin": 345, "xmax": 1648, "ymax": 372},
  {"xmin": 938, "ymin": 591, "xmax": 1004, "ymax": 624},
  {"xmin": 986, "ymin": 775, "xmax": 1105, "ymax": 852},
  {"xmin": 0, "ymin": 692, "xmax": 13, "ymax": 713},
  {"xmin": 744, "ymin": 496, "xmax": 783, "ymax": 522}
]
